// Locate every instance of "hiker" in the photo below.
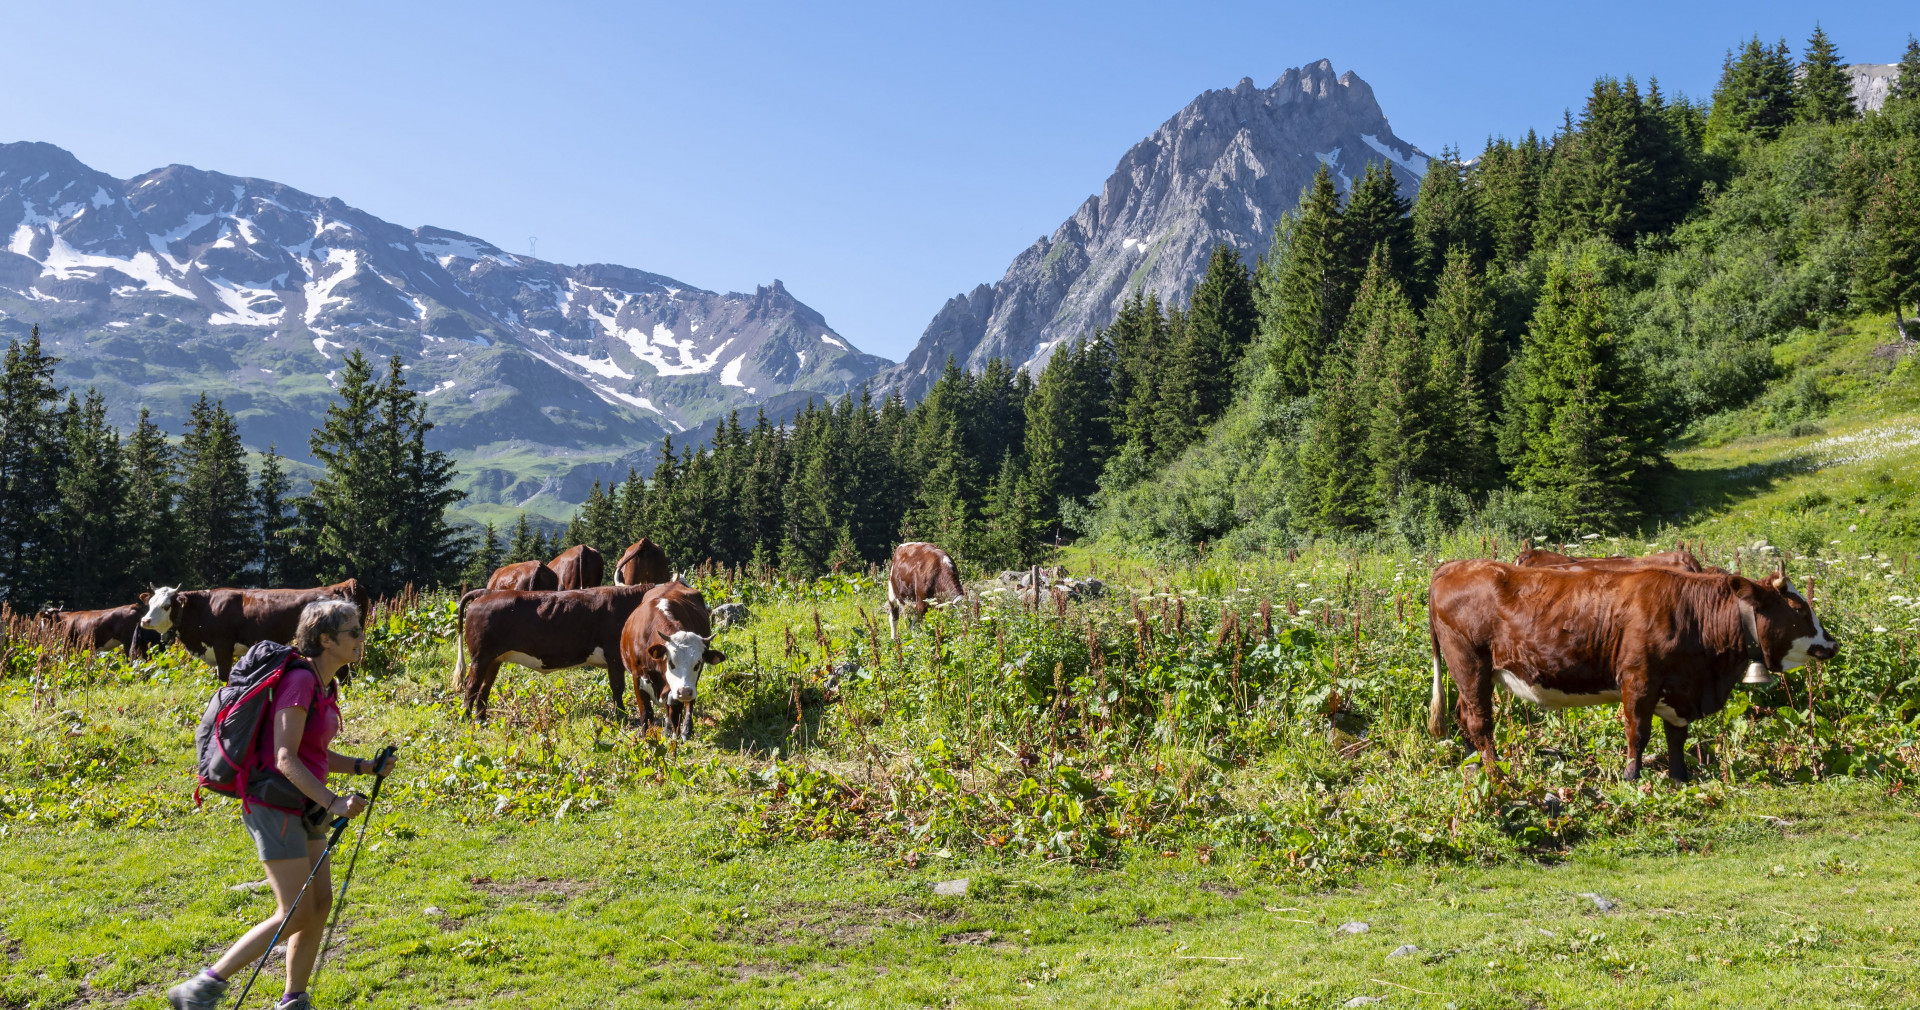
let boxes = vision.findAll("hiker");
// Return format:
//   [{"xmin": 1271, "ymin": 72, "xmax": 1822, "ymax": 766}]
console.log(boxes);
[{"xmin": 168, "ymin": 599, "xmax": 397, "ymax": 1010}]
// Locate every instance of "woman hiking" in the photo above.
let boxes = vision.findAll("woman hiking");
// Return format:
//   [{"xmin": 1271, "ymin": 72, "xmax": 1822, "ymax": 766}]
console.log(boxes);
[{"xmin": 168, "ymin": 600, "xmax": 396, "ymax": 1010}]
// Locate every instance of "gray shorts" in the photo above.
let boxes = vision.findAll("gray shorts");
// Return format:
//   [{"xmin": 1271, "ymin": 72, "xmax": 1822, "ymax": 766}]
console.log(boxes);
[{"xmin": 243, "ymin": 803, "xmax": 328, "ymax": 862}]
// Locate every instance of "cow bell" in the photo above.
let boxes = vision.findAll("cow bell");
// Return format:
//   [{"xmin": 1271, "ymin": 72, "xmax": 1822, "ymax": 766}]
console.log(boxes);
[{"xmin": 1741, "ymin": 661, "xmax": 1777, "ymax": 687}]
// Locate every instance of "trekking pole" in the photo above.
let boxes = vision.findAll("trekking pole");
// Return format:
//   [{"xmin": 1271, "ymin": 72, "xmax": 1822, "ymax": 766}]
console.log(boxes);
[
  {"xmin": 315, "ymin": 743, "xmax": 399, "ymax": 975},
  {"xmin": 230, "ymin": 812, "xmax": 356, "ymax": 1008}
]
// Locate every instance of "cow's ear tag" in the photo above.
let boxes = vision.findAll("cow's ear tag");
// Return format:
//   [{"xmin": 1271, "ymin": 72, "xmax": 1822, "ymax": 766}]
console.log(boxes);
[{"xmin": 1742, "ymin": 662, "xmax": 1776, "ymax": 687}]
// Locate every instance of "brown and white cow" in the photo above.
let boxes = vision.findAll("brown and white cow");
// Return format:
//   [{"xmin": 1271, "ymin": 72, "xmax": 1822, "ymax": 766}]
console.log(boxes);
[
  {"xmin": 548, "ymin": 545, "xmax": 605, "ymax": 590},
  {"xmin": 487, "ymin": 560, "xmax": 560, "ymax": 592},
  {"xmin": 453, "ymin": 584, "xmax": 656, "ymax": 720},
  {"xmin": 1514, "ymin": 539, "xmax": 1705, "ymax": 572},
  {"xmin": 140, "ymin": 580, "xmax": 370, "ymax": 679},
  {"xmin": 619, "ymin": 581, "xmax": 725, "ymax": 739},
  {"xmin": 613, "ymin": 538, "xmax": 670, "ymax": 587},
  {"xmin": 1427, "ymin": 561, "xmax": 1837, "ymax": 781},
  {"xmin": 38, "ymin": 604, "xmax": 158, "ymax": 658},
  {"xmin": 885, "ymin": 541, "xmax": 963, "ymax": 638}
]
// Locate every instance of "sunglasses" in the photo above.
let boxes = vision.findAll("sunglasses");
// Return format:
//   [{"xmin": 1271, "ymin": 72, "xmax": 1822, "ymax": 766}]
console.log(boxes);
[{"xmin": 336, "ymin": 627, "xmax": 365, "ymax": 640}]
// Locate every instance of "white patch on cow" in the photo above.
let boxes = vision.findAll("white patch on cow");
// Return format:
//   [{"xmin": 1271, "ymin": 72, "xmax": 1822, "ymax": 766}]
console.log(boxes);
[
  {"xmin": 1496, "ymin": 669, "xmax": 1621, "ymax": 710},
  {"xmin": 199, "ymin": 646, "xmax": 218, "ymax": 666},
  {"xmin": 1780, "ymin": 588, "xmax": 1836, "ymax": 670},
  {"xmin": 661, "ymin": 629, "xmax": 708, "ymax": 701},
  {"xmin": 141, "ymin": 586, "xmax": 178, "ymax": 632},
  {"xmin": 1654, "ymin": 703, "xmax": 1689, "ymax": 727},
  {"xmin": 502, "ymin": 651, "xmax": 551, "ymax": 671},
  {"xmin": 101, "ymin": 637, "xmax": 125, "ymax": 652},
  {"xmin": 585, "ymin": 645, "xmax": 607, "ymax": 668},
  {"xmin": 656, "ymin": 598, "xmax": 672, "ymax": 616}
]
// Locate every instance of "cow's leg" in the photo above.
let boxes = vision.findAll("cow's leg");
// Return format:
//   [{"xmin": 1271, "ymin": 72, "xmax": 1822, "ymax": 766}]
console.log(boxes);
[
  {"xmin": 1664, "ymin": 721, "xmax": 1691, "ymax": 783},
  {"xmin": 606, "ymin": 664, "xmax": 626, "ymax": 720},
  {"xmin": 1438, "ymin": 634, "xmax": 1498, "ymax": 773},
  {"xmin": 470, "ymin": 658, "xmax": 504, "ymax": 722},
  {"xmin": 1618, "ymin": 685, "xmax": 1659, "ymax": 781},
  {"xmin": 217, "ymin": 642, "xmax": 237, "ymax": 683},
  {"xmin": 886, "ymin": 600, "xmax": 899, "ymax": 639}
]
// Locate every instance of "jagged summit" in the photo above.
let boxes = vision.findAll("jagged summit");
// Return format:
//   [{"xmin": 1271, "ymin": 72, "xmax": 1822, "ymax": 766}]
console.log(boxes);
[{"xmin": 877, "ymin": 60, "xmax": 1427, "ymax": 401}]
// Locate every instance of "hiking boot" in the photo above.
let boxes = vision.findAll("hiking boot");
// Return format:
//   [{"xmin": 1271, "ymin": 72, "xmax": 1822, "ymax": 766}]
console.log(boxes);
[
  {"xmin": 276, "ymin": 993, "xmax": 313, "ymax": 1010},
  {"xmin": 166, "ymin": 973, "xmax": 228, "ymax": 1010}
]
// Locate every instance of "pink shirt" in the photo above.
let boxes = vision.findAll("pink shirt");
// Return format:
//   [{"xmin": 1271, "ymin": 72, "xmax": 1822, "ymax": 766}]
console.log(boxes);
[{"xmin": 258, "ymin": 664, "xmax": 338, "ymax": 787}]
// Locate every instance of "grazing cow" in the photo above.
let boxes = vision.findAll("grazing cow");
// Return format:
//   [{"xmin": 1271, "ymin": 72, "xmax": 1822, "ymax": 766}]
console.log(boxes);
[
  {"xmin": 548, "ymin": 545, "xmax": 605, "ymax": 590},
  {"xmin": 487, "ymin": 560, "xmax": 559, "ymax": 592},
  {"xmin": 453, "ymin": 584, "xmax": 655, "ymax": 720},
  {"xmin": 885, "ymin": 542, "xmax": 963, "ymax": 638},
  {"xmin": 1514, "ymin": 539, "xmax": 1705, "ymax": 572},
  {"xmin": 613, "ymin": 538, "xmax": 670, "ymax": 587},
  {"xmin": 1427, "ymin": 561, "xmax": 1837, "ymax": 781},
  {"xmin": 620, "ymin": 582, "xmax": 724, "ymax": 739},
  {"xmin": 37, "ymin": 604, "xmax": 158, "ymax": 658},
  {"xmin": 140, "ymin": 580, "xmax": 369, "ymax": 679}
]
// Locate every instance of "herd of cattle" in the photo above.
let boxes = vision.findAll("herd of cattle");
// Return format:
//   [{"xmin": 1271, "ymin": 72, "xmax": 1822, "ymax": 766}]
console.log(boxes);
[{"xmin": 26, "ymin": 536, "xmax": 1840, "ymax": 778}]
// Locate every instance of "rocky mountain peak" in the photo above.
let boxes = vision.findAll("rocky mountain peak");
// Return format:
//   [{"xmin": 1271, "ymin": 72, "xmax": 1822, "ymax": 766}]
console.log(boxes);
[{"xmin": 877, "ymin": 60, "xmax": 1425, "ymax": 401}]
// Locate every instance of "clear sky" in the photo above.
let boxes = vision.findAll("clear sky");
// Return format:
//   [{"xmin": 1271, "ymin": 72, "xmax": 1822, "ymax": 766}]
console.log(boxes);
[{"xmin": 1, "ymin": 1, "xmax": 1908, "ymax": 360}]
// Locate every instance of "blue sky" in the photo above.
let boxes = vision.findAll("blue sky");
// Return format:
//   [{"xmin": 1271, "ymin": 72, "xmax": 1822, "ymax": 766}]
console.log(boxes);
[{"xmin": 2, "ymin": 1, "xmax": 1908, "ymax": 360}]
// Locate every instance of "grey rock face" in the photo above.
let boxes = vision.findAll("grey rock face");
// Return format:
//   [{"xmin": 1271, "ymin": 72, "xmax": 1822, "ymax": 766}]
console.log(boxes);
[
  {"xmin": 0, "ymin": 142, "xmax": 886, "ymax": 501},
  {"xmin": 878, "ymin": 60, "xmax": 1426, "ymax": 400},
  {"xmin": 1849, "ymin": 63, "xmax": 1901, "ymax": 112}
]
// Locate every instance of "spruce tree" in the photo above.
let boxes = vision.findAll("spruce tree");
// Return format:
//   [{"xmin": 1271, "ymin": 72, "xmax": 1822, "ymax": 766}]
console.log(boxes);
[
  {"xmin": 976, "ymin": 452, "xmax": 1039, "ymax": 568},
  {"xmin": 176, "ymin": 394, "xmax": 257, "ymax": 588},
  {"xmin": 1341, "ymin": 161, "xmax": 1414, "ymax": 288},
  {"xmin": 1024, "ymin": 336, "xmax": 1115, "ymax": 534},
  {"xmin": 1411, "ymin": 146, "xmax": 1488, "ymax": 293},
  {"xmin": 123, "ymin": 407, "xmax": 176, "ymax": 592},
  {"xmin": 1890, "ymin": 36, "xmax": 1920, "ymax": 107},
  {"xmin": 1297, "ymin": 255, "xmax": 1398, "ymax": 532},
  {"xmin": 308, "ymin": 350, "xmax": 390, "ymax": 588},
  {"xmin": 255, "ymin": 444, "xmax": 295, "ymax": 587},
  {"xmin": 1796, "ymin": 25, "xmax": 1855, "ymax": 125},
  {"xmin": 1254, "ymin": 166, "xmax": 1348, "ymax": 395},
  {"xmin": 462, "ymin": 522, "xmax": 503, "ymax": 586},
  {"xmin": 55, "ymin": 389, "xmax": 131, "ymax": 607},
  {"xmin": 1182, "ymin": 243, "xmax": 1258, "ymax": 418},
  {"xmin": 0, "ymin": 327, "xmax": 66, "ymax": 607},
  {"xmin": 1360, "ymin": 269, "xmax": 1442, "ymax": 505},
  {"xmin": 1502, "ymin": 254, "xmax": 1657, "ymax": 529},
  {"xmin": 380, "ymin": 355, "xmax": 465, "ymax": 591},
  {"xmin": 1422, "ymin": 248, "xmax": 1501, "ymax": 491},
  {"xmin": 506, "ymin": 514, "xmax": 540, "ymax": 565},
  {"xmin": 1857, "ymin": 139, "xmax": 1920, "ymax": 339},
  {"xmin": 1707, "ymin": 36, "xmax": 1797, "ymax": 143},
  {"xmin": 1537, "ymin": 77, "xmax": 1659, "ymax": 246},
  {"xmin": 1474, "ymin": 132, "xmax": 1546, "ymax": 271}
]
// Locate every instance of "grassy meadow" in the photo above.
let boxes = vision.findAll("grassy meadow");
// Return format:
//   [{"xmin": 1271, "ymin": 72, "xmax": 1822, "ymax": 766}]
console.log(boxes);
[{"xmin": 9, "ymin": 331, "xmax": 1920, "ymax": 1007}]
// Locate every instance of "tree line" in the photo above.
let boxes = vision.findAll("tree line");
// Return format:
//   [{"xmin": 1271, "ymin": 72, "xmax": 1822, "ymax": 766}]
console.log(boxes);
[{"xmin": 0, "ymin": 332, "xmax": 463, "ymax": 609}]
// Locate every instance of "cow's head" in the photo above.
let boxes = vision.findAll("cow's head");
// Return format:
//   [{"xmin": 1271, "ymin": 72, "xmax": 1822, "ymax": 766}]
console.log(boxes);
[
  {"xmin": 140, "ymin": 586, "xmax": 180, "ymax": 633},
  {"xmin": 1749, "ymin": 572, "xmax": 1838, "ymax": 671},
  {"xmin": 648, "ymin": 629, "xmax": 726, "ymax": 703}
]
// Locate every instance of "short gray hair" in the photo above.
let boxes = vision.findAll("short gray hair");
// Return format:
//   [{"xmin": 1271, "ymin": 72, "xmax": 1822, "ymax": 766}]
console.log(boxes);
[{"xmin": 294, "ymin": 599, "xmax": 362, "ymax": 655}]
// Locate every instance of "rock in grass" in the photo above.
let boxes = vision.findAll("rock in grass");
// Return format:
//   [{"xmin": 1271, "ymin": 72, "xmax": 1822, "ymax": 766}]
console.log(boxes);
[
  {"xmin": 1337, "ymin": 921, "xmax": 1370, "ymax": 935},
  {"xmin": 1344, "ymin": 997, "xmax": 1386, "ymax": 1007},
  {"xmin": 712, "ymin": 603, "xmax": 751, "ymax": 629},
  {"xmin": 932, "ymin": 878, "xmax": 969, "ymax": 897},
  {"xmin": 229, "ymin": 880, "xmax": 270, "ymax": 893},
  {"xmin": 1579, "ymin": 892, "xmax": 1617, "ymax": 911},
  {"xmin": 1388, "ymin": 944, "xmax": 1418, "ymax": 958},
  {"xmin": 423, "ymin": 906, "xmax": 445, "ymax": 916}
]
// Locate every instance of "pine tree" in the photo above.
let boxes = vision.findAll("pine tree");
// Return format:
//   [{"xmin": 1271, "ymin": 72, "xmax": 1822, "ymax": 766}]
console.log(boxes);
[
  {"xmin": 1341, "ymin": 160, "xmax": 1415, "ymax": 288},
  {"xmin": 1107, "ymin": 293, "xmax": 1173, "ymax": 454},
  {"xmin": 1890, "ymin": 36, "xmax": 1920, "ymax": 107},
  {"xmin": 176, "ymin": 394, "xmax": 256, "ymax": 588},
  {"xmin": 1502, "ymin": 254, "xmax": 1657, "ymax": 529},
  {"xmin": 54, "ymin": 389, "xmax": 131, "ymax": 607},
  {"xmin": 1422, "ymin": 248, "xmax": 1501, "ymax": 491},
  {"xmin": 1796, "ymin": 25, "xmax": 1855, "ymax": 125},
  {"xmin": 1473, "ymin": 132, "xmax": 1547, "ymax": 271},
  {"xmin": 1254, "ymin": 165, "xmax": 1348, "ymax": 395},
  {"xmin": 0, "ymin": 327, "xmax": 66, "ymax": 607},
  {"xmin": 1707, "ymin": 36, "xmax": 1797, "ymax": 143},
  {"xmin": 308, "ymin": 350, "xmax": 390, "ymax": 589},
  {"xmin": 1411, "ymin": 146, "xmax": 1488, "ymax": 293},
  {"xmin": 1297, "ymin": 254, "xmax": 1399, "ymax": 531},
  {"xmin": 975, "ymin": 452, "xmax": 1039, "ymax": 568},
  {"xmin": 1183, "ymin": 243, "xmax": 1258, "ymax": 418},
  {"xmin": 123, "ymin": 407, "xmax": 176, "ymax": 592},
  {"xmin": 1360, "ymin": 269, "xmax": 1442, "ymax": 505},
  {"xmin": 255, "ymin": 444, "xmax": 295, "ymax": 587},
  {"xmin": 1024, "ymin": 335, "xmax": 1115, "ymax": 534},
  {"xmin": 462, "ymin": 522, "xmax": 503, "ymax": 586},
  {"xmin": 506, "ymin": 514, "xmax": 540, "ymax": 565},
  {"xmin": 1857, "ymin": 140, "xmax": 1920, "ymax": 339},
  {"xmin": 1537, "ymin": 77, "xmax": 1659, "ymax": 246},
  {"xmin": 381, "ymin": 355, "xmax": 465, "ymax": 591}
]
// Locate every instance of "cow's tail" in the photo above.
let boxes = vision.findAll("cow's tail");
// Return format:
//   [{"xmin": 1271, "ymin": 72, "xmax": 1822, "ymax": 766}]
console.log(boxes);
[
  {"xmin": 453, "ymin": 589, "xmax": 474, "ymax": 688},
  {"xmin": 1427, "ymin": 617, "xmax": 1449, "ymax": 739}
]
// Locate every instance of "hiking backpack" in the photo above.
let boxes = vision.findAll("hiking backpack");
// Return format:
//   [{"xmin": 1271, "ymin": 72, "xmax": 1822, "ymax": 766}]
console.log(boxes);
[{"xmin": 192, "ymin": 640, "xmax": 315, "ymax": 809}]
